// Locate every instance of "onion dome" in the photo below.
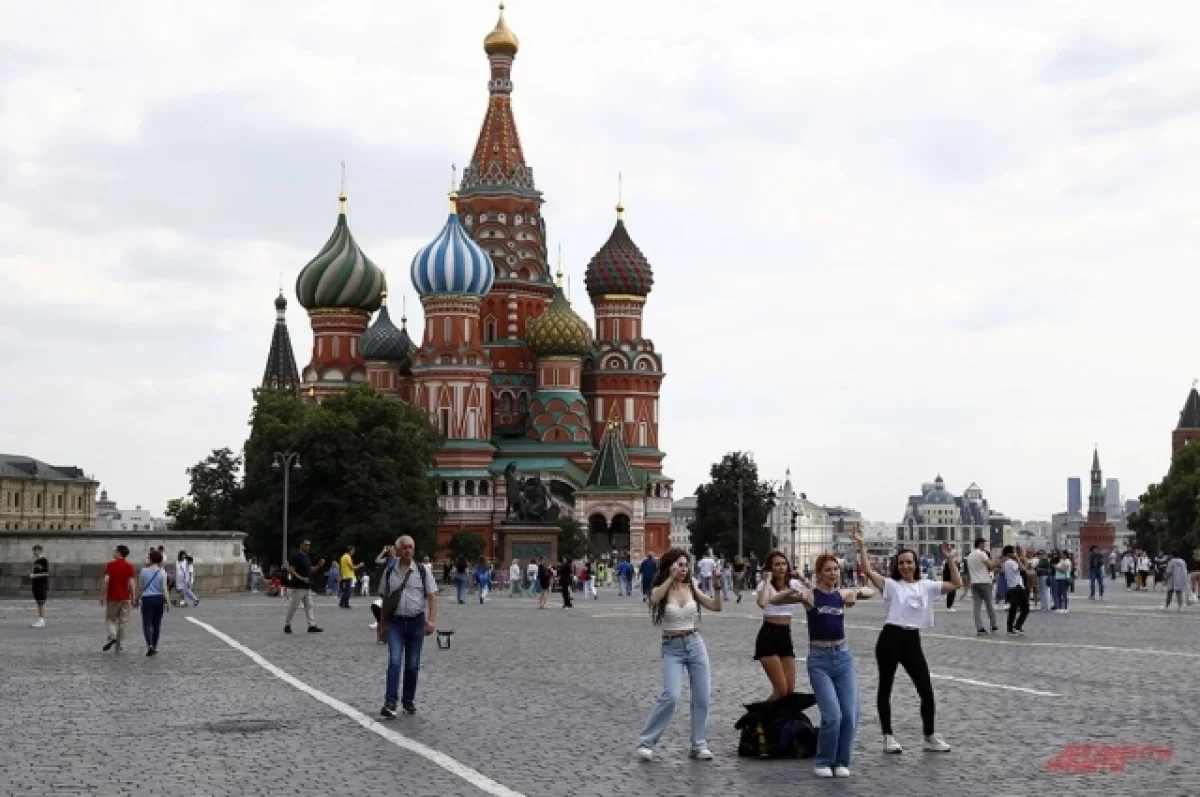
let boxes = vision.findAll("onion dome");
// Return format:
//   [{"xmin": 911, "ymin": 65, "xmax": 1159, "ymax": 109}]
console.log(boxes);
[
  {"xmin": 584, "ymin": 203, "xmax": 654, "ymax": 298},
  {"xmin": 295, "ymin": 194, "xmax": 385, "ymax": 312},
  {"xmin": 527, "ymin": 274, "xmax": 593, "ymax": 357},
  {"xmin": 360, "ymin": 293, "xmax": 416, "ymax": 365},
  {"xmin": 274, "ymin": 292, "xmax": 287, "ymax": 311},
  {"xmin": 483, "ymin": 2, "xmax": 519, "ymax": 56},
  {"xmin": 411, "ymin": 193, "xmax": 496, "ymax": 297}
]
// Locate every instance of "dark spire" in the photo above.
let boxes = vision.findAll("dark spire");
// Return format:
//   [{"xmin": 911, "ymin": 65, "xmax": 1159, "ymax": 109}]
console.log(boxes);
[
  {"xmin": 262, "ymin": 291, "xmax": 301, "ymax": 395},
  {"xmin": 586, "ymin": 409, "xmax": 639, "ymax": 490},
  {"xmin": 1178, "ymin": 384, "xmax": 1200, "ymax": 430}
]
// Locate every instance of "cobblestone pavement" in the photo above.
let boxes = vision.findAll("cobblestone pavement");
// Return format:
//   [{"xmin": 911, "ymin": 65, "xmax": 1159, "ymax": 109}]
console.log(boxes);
[{"xmin": 1, "ymin": 579, "xmax": 1197, "ymax": 796}]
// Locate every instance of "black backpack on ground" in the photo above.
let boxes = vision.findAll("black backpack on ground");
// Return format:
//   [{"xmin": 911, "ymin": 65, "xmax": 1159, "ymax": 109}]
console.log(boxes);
[{"xmin": 734, "ymin": 692, "xmax": 818, "ymax": 760}]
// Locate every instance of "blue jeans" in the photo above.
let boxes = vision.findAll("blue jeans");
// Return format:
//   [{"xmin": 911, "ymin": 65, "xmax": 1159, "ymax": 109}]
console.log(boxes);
[
  {"xmin": 1054, "ymin": 579, "xmax": 1069, "ymax": 610},
  {"xmin": 1038, "ymin": 575, "xmax": 1053, "ymax": 610},
  {"xmin": 620, "ymin": 576, "xmax": 632, "ymax": 596},
  {"xmin": 700, "ymin": 575, "xmax": 712, "ymax": 595},
  {"xmin": 1089, "ymin": 567, "xmax": 1104, "ymax": 598},
  {"xmin": 807, "ymin": 642, "xmax": 858, "ymax": 768},
  {"xmin": 455, "ymin": 574, "xmax": 467, "ymax": 602},
  {"xmin": 385, "ymin": 613, "xmax": 426, "ymax": 707},
  {"xmin": 140, "ymin": 595, "xmax": 165, "ymax": 647},
  {"xmin": 339, "ymin": 578, "xmax": 353, "ymax": 607},
  {"xmin": 638, "ymin": 634, "xmax": 710, "ymax": 751}
]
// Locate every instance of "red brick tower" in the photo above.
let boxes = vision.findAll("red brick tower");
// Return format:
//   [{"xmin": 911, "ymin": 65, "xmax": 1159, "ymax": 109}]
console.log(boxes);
[
  {"xmin": 1079, "ymin": 447, "xmax": 1115, "ymax": 556},
  {"xmin": 1172, "ymin": 381, "xmax": 1200, "ymax": 455},
  {"xmin": 456, "ymin": 3, "xmax": 552, "ymax": 437}
]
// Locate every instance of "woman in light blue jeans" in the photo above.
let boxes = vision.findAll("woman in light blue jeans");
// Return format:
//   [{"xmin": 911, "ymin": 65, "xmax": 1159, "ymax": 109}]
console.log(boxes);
[
  {"xmin": 774, "ymin": 551, "xmax": 864, "ymax": 778},
  {"xmin": 636, "ymin": 548, "xmax": 723, "ymax": 762}
]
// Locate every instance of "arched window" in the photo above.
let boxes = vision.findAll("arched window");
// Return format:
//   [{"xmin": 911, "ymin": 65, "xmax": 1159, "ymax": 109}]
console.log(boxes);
[
  {"xmin": 501, "ymin": 394, "xmax": 513, "ymax": 413},
  {"xmin": 486, "ymin": 319, "xmax": 497, "ymax": 342}
]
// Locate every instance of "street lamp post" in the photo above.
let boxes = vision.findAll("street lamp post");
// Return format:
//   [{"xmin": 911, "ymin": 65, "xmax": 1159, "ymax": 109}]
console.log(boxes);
[
  {"xmin": 272, "ymin": 452, "xmax": 301, "ymax": 571},
  {"xmin": 1151, "ymin": 512, "xmax": 1167, "ymax": 557}
]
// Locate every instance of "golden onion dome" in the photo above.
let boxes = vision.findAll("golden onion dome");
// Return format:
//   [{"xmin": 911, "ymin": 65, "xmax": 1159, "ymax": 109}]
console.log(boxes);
[
  {"xmin": 527, "ymin": 279, "xmax": 592, "ymax": 358},
  {"xmin": 483, "ymin": 3, "xmax": 520, "ymax": 57}
]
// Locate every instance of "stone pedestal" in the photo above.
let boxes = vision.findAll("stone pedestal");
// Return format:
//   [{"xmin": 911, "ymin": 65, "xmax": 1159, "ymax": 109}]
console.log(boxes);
[{"xmin": 496, "ymin": 523, "xmax": 558, "ymax": 564}]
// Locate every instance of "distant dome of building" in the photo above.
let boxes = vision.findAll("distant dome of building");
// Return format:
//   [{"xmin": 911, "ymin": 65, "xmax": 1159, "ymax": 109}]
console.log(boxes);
[
  {"xmin": 295, "ymin": 193, "xmax": 385, "ymax": 312},
  {"xmin": 359, "ymin": 294, "xmax": 416, "ymax": 366},
  {"xmin": 526, "ymin": 281, "xmax": 592, "ymax": 357},
  {"xmin": 924, "ymin": 475, "xmax": 955, "ymax": 504}
]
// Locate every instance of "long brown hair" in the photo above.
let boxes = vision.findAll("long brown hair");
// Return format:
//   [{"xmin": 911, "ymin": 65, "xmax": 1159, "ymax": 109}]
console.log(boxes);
[
  {"xmin": 764, "ymin": 550, "xmax": 791, "ymax": 592},
  {"xmin": 650, "ymin": 547, "xmax": 691, "ymax": 626}
]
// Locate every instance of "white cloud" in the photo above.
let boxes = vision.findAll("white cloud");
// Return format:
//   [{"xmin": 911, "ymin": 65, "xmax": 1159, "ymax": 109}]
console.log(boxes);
[{"xmin": 1, "ymin": 0, "xmax": 1197, "ymax": 523}]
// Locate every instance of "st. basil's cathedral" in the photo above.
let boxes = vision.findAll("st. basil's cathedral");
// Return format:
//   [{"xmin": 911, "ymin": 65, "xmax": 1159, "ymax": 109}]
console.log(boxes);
[{"xmin": 261, "ymin": 5, "xmax": 674, "ymax": 563}]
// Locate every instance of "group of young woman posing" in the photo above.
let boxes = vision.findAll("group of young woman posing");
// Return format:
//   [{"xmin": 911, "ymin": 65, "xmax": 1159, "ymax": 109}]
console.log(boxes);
[{"xmin": 635, "ymin": 531, "xmax": 962, "ymax": 778}]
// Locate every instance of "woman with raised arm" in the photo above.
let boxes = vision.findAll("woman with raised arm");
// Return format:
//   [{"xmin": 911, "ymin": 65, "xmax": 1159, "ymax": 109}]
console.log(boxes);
[
  {"xmin": 754, "ymin": 550, "xmax": 803, "ymax": 702},
  {"xmin": 635, "ymin": 547, "xmax": 722, "ymax": 763},
  {"xmin": 771, "ymin": 552, "xmax": 862, "ymax": 778},
  {"xmin": 854, "ymin": 529, "xmax": 960, "ymax": 755}
]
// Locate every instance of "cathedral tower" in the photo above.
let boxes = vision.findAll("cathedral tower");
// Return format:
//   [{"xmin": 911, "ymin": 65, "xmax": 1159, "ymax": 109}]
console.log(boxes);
[
  {"xmin": 456, "ymin": 3, "xmax": 553, "ymax": 437},
  {"xmin": 1173, "ymin": 381, "xmax": 1200, "ymax": 455},
  {"xmin": 261, "ymin": 291, "xmax": 301, "ymax": 395}
]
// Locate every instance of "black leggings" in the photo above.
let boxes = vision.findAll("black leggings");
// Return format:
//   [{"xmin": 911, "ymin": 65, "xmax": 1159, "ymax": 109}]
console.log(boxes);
[
  {"xmin": 1006, "ymin": 586, "xmax": 1029, "ymax": 631},
  {"xmin": 946, "ymin": 590, "xmax": 956, "ymax": 610},
  {"xmin": 875, "ymin": 624, "xmax": 935, "ymax": 736}
]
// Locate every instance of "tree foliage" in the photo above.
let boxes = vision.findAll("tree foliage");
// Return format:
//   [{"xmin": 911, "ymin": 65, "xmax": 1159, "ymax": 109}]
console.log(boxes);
[
  {"xmin": 556, "ymin": 515, "xmax": 587, "ymax": 563},
  {"xmin": 1127, "ymin": 443, "xmax": 1200, "ymax": 558},
  {"xmin": 689, "ymin": 452, "xmax": 776, "ymax": 559},
  {"xmin": 448, "ymin": 530, "xmax": 485, "ymax": 563},
  {"xmin": 164, "ymin": 448, "xmax": 243, "ymax": 531},
  {"xmin": 169, "ymin": 386, "xmax": 442, "ymax": 569}
]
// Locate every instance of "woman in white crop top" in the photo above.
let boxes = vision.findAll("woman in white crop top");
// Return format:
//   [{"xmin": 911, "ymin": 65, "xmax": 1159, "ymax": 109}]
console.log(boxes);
[
  {"xmin": 754, "ymin": 550, "xmax": 805, "ymax": 701},
  {"xmin": 635, "ymin": 548, "xmax": 722, "ymax": 763},
  {"xmin": 854, "ymin": 529, "xmax": 961, "ymax": 756}
]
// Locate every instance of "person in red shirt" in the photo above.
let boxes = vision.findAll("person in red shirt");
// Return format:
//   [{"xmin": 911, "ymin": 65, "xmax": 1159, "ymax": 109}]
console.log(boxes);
[{"xmin": 101, "ymin": 545, "xmax": 137, "ymax": 653}]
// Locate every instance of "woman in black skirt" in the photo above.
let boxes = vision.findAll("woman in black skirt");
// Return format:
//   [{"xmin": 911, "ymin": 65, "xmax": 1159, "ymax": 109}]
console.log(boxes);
[{"xmin": 755, "ymin": 550, "xmax": 804, "ymax": 701}]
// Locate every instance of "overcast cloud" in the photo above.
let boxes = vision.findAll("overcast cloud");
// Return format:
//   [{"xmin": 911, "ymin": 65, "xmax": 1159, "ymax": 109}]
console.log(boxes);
[{"xmin": 2, "ymin": 1, "xmax": 1197, "ymax": 523}]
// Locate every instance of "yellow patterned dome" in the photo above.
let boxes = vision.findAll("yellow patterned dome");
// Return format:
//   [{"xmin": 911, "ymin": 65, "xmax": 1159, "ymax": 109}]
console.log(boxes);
[
  {"xmin": 484, "ymin": 3, "xmax": 519, "ymax": 57},
  {"xmin": 527, "ymin": 284, "xmax": 592, "ymax": 357}
]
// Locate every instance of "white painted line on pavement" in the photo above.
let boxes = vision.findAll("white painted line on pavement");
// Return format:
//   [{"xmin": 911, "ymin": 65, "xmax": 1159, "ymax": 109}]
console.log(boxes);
[
  {"xmin": 186, "ymin": 617, "xmax": 524, "ymax": 797},
  {"xmin": 928, "ymin": 673, "xmax": 1060, "ymax": 696}
]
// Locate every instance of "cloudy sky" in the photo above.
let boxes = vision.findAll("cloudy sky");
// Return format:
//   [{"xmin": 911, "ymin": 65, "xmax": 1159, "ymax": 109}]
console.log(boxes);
[{"xmin": 3, "ymin": 1, "xmax": 1197, "ymax": 523}]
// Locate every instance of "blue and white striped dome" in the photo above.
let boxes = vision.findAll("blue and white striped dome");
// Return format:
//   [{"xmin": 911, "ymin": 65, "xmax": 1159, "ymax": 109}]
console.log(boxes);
[{"xmin": 410, "ymin": 194, "xmax": 495, "ymax": 298}]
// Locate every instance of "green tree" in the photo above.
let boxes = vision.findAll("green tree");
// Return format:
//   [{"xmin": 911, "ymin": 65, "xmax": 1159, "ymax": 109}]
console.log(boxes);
[
  {"xmin": 556, "ymin": 515, "xmax": 587, "ymax": 563},
  {"xmin": 165, "ymin": 448, "xmax": 244, "ymax": 530},
  {"xmin": 1127, "ymin": 443, "xmax": 1200, "ymax": 558},
  {"xmin": 448, "ymin": 529, "xmax": 485, "ymax": 563},
  {"xmin": 689, "ymin": 452, "xmax": 776, "ymax": 559},
  {"xmin": 239, "ymin": 386, "xmax": 443, "ymax": 567}
]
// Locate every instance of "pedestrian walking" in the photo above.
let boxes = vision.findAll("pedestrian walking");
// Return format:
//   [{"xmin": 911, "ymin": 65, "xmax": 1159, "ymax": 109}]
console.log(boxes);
[
  {"xmin": 325, "ymin": 563, "xmax": 339, "ymax": 596},
  {"xmin": 537, "ymin": 557, "xmax": 551, "ymax": 608},
  {"xmin": 378, "ymin": 536, "xmax": 438, "ymax": 717},
  {"xmin": 942, "ymin": 558, "xmax": 957, "ymax": 612},
  {"xmin": 1002, "ymin": 546, "xmax": 1029, "ymax": 635},
  {"xmin": 618, "ymin": 556, "xmax": 633, "ymax": 597},
  {"xmin": 101, "ymin": 545, "xmax": 137, "ymax": 653},
  {"xmin": 966, "ymin": 538, "xmax": 999, "ymax": 634},
  {"xmin": 509, "ymin": 559, "xmax": 522, "ymax": 597},
  {"xmin": 1136, "ymin": 552, "xmax": 1151, "ymax": 591},
  {"xmin": 474, "ymin": 558, "xmax": 491, "ymax": 603},
  {"xmin": 1122, "ymin": 550, "xmax": 1136, "ymax": 591},
  {"xmin": 1052, "ymin": 552, "xmax": 1071, "ymax": 612},
  {"xmin": 772, "ymin": 552, "xmax": 862, "ymax": 779},
  {"xmin": 284, "ymin": 540, "xmax": 325, "ymax": 634},
  {"xmin": 249, "ymin": 559, "xmax": 262, "ymax": 593},
  {"xmin": 854, "ymin": 530, "xmax": 958, "ymax": 754},
  {"xmin": 1088, "ymin": 545, "xmax": 1105, "ymax": 600},
  {"xmin": 134, "ymin": 549, "xmax": 170, "ymax": 656},
  {"xmin": 747, "ymin": 551, "xmax": 760, "ymax": 590},
  {"xmin": 635, "ymin": 548, "xmax": 722, "ymax": 762},
  {"xmin": 582, "ymin": 560, "xmax": 598, "ymax": 600},
  {"xmin": 754, "ymin": 550, "xmax": 801, "ymax": 702},
  {"xmin": 1036, "ymin": 550, "xmax": 1055, "ymax": 611},
  {"xmin": 454, "ymin": 557, "xmax": 468, "ymax": 604},
  {"xmin": 30, "ymin": 545, "xmax": 49, "ymax": 628},
  {"xmin": 639, "ymin": 553, "xmax": 657, "ymax": 602},
  {"xmin": 526, "ymin": 559, "xmax": 540, "ymax": 596},
  {"xmin": 560, "ymin": 559, "xmax": 574, "ymax": 609},
  {"xmin": 360, "ymin": 572, "xmax": 371, "ymax": 596},
  {"xmin": 731, "ymin": 555, "xmax": 746, "ymax": 603},
  {"xmin": 338, "ymin": 546, "xmax": 364, "ymax": 608},
  {"xmin": 1108, "ymin": 549, "xmax": 1118, "ymax": 582},
  {"xmin": 1164, "ymin": 551, "xmax": 1189, "ymax": 611},
  {"xmin": 697, "ymin": 551, "xmax": 716, "ymax": 595}
]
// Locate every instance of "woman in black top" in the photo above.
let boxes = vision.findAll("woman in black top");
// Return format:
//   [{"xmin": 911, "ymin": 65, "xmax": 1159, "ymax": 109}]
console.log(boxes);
[{"xmin": 560, "ymin": 559, "xmax": 574, "ymax": 609}]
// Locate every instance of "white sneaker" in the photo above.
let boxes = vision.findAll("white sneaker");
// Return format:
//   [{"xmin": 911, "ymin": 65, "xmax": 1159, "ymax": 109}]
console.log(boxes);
[
  {"xmin": 834, "ymin": 766, "xmax": 851, "ymax": 778},
  {"xmin": 689, "ymin": 747, "xmax": 714, "ymax": 761},
  {"xmin": 923, "ymin": 734, "xmax": 951, "ymax": 752},
  {"xmin": 883, "ymin": 735, "xmax": 903, "ymax": 754},
  {"xmin": 368, "ymin": 622, "xmax": 378, "ymax": 629},
  {"xmin": 947, "ymin": 607, "xmax": 956, "ymax": 612},
  {"xmin": 636, "ymin": 745, "xmax": 653, "ymax": 762},
  {"xmin": 31, "ymin": 618, "xmax": 45, "ymax": 628},
  {"xmin": 813, "ymin": 766, "xmax": 834, "ymax": 778}
]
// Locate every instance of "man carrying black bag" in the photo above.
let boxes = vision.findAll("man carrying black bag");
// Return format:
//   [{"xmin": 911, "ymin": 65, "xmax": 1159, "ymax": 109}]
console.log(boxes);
[{"xmin": 378, "ymin": 536, "xmax": 438, "ymax": 718}]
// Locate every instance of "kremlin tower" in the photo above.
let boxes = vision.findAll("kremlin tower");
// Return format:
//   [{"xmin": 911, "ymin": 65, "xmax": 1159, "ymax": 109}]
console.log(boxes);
[
  {"xmin": 1078, "ymin": 448, "xmax": 1116, "ymax": 556},
  {"xmin": 279, "ymin": 4, "xmax": 673, "ymax": 560},
  {"xmin": 1173, "ymin": 381, "xmax": 1200, "ymax": 455}
]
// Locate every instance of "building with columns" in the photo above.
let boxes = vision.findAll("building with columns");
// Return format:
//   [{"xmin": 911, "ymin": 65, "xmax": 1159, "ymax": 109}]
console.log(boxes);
[
  {"xmin": 767, "ymin": 469, "xmax": 833, "ymax": 569},
  {"xmin": 284, "ymin": 5, "xmax": 672, "ymax": 561},
  {"xmin": 896, "ymin": 475, "xmax": 991, "ymax": 563}
]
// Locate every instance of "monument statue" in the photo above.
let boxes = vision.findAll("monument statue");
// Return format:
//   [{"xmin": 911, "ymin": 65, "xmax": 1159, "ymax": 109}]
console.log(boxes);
[{"xmin": 503, "ymin": 461, "xmax": 561, "ymax": 523}]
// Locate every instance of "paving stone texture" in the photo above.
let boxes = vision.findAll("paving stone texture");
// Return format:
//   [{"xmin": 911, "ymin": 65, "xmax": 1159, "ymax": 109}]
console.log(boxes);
[{"xmin": 1, "ymin": 578, "xmax": 1196, "ymax": 796}]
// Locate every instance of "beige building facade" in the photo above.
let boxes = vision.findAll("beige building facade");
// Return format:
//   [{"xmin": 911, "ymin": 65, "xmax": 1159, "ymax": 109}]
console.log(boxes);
[{"xmin": 0, "ymin": 454, "xmax": 99, "ymax": 531}]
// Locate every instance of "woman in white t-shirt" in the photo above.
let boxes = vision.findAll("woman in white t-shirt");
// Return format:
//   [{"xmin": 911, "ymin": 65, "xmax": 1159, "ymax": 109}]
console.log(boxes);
[
  {"xmin": 754, "ymin": 550, "xmax": 804, "ymax": 701},
  {"xmin": 853, "ymin": 529, "xmax": 961, "ymax": 755}
]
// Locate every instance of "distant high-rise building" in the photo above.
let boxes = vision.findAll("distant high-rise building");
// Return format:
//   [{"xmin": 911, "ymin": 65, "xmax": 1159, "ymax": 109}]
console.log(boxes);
[
  {"xmin": 1067, "ymin": 478, "xmax": 1082, "ymax": 515},
  {"xmin": 1124, "ymin": 498, "xmax": 1141, "ymax": 517},
  {"xmin": 1105, "ymin": 478, "xmax": 1120, "ymax": 516}
]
